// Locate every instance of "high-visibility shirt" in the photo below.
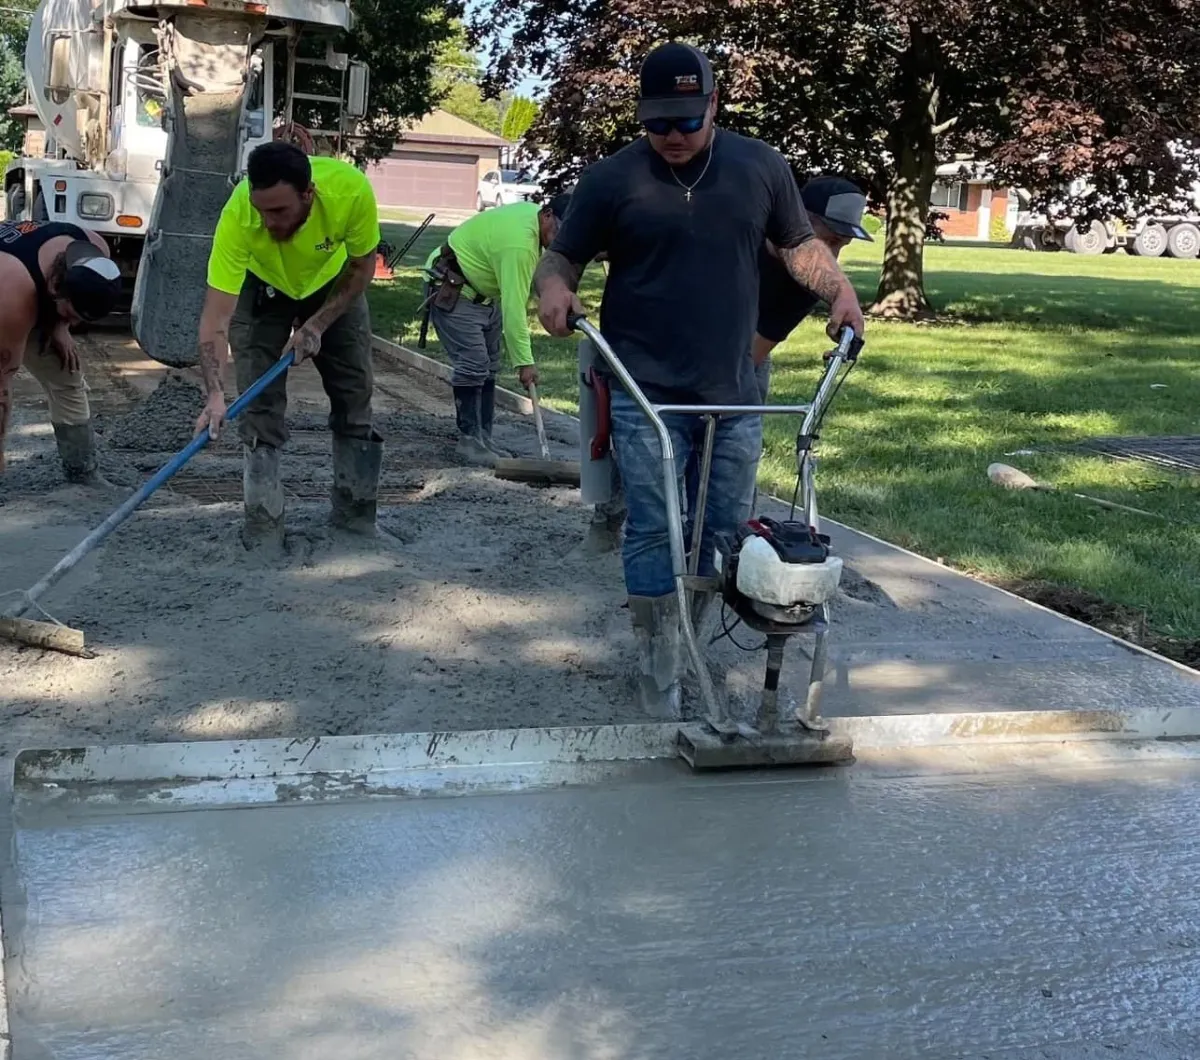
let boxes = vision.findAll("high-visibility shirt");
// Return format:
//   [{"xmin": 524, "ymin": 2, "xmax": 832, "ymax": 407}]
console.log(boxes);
[{"xmin": 208, "ymin": 156, "xmax": 381, "ymax": 300}]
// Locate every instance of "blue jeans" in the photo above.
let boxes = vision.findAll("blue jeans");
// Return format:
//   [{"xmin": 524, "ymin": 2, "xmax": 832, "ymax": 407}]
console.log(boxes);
[{"xmin": 610, "ymin": 389, "xmax": 762, "ymax": 597}]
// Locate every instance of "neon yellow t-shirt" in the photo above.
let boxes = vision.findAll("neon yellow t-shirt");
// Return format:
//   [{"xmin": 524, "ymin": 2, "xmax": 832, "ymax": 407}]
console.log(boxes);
[
  {"xmin": 207, "ymin": 156, "xmax": 381, "ymax": 301},
  {"xmin": 422, "ymin": 201, "xmax": 540, "ymax": 367}
]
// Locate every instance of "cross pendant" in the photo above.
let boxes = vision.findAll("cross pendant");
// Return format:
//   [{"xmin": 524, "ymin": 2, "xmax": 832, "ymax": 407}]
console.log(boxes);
[{"xmin": 685, "ymin": 189, "xmax": 692, "ymax": 202}]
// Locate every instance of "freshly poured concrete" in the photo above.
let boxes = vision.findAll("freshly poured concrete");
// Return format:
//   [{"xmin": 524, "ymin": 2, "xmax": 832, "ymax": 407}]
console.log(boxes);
[
  {"xmin": 5, "ymin": 335, "xmax": 1200, "ymax": 760},
  {"xmin": 8, "ymin": 759, "xmax": 1200, "ymax": 1059}
]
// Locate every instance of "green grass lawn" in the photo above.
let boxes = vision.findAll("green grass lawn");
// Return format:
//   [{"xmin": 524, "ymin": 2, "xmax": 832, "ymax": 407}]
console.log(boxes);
[{"xmin": 368, "ymin": 225, "xmax": 1200, "ymax": 660}]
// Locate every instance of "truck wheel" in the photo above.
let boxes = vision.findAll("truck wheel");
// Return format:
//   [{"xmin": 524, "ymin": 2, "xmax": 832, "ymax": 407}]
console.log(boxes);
[
  {"xmin": 1132, "ymin": 224, "xmax": 1168, "ymax": 258},
  {"xmin": 1035, "ymin": 226, "xmax": 1060, "ymax": 251},
  {"xmin": 1166, "ymin": 222, "xmax": 1200, "ymax": 260},
  {"xmin": 5, "ymin": 185, "xmax": 25, "ymax": 221},
  {"xmin": 1065, "ymin": 220, "xmax": 1106, "ymax": 255}
]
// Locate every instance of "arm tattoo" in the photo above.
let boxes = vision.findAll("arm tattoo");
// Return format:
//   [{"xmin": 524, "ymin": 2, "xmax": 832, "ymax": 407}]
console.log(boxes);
[
  {"xmin": 198, "ymin": 338, "xmax": 223, "ymax": 397},
  {"xmin": 311, "ymin": 256, "xmax": 374, "ymax": 331},
  {"xmin": 534, "ymin": 251, "xmax": 583, "ymax": 295},
  {"xmin": 778, "ymin": 241, "xmax": 848, "ymax": 304}
]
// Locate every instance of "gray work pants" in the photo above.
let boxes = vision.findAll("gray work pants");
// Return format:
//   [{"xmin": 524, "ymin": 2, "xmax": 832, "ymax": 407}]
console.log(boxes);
[{"xmin": 429, "ymin": 294, "xmax": 502, "ymax": 387}]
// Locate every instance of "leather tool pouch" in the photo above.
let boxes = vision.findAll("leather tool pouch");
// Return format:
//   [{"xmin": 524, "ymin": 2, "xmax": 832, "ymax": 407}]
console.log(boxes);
[{"xmin": 430, "ymin": 245, "xmax": 467, "ymax": 312}]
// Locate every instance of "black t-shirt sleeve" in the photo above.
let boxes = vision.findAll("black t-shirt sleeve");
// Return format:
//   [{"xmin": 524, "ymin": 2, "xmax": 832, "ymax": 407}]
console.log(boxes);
[
  {"xmin": 763, "ymin": 149, "xmax": 813, "ymax": 250},
  {"xmin": 549, "ymin": 161, "xmax": 611, "ymax": 266}
]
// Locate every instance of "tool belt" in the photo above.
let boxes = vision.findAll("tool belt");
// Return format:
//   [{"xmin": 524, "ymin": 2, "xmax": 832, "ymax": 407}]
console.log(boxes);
[{"xmin": 426, "ymin": 244, "xmax": 490, "ymax": 313}]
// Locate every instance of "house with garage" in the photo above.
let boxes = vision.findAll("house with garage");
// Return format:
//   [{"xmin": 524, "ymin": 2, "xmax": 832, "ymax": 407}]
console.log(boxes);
[{"xmin": 364, "ymin": 109, "xmax": 511, "ymax": 212}]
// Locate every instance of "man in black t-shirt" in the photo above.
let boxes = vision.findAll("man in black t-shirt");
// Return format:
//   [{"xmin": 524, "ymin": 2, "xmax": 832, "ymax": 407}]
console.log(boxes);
[
  {"xmin": 586, "ymin": 175, "xmax": 873, "ymax": 547},
  {"xmin": 754, "ymin": 176, "xmax": 874, "ymax": 402},
  {"xmin": 536, "ymin": 42, "xmax": 864, "ymax": 715}
]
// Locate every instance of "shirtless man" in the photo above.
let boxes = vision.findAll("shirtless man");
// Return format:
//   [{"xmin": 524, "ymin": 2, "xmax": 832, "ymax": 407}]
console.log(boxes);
[{"xmin": 0, "ymin": 219, "xmax": 122, "ymax": 482}]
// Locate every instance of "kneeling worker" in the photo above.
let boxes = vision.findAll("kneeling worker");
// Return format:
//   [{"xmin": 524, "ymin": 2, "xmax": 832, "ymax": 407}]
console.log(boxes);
[
  {"xmin": 424, "ymin": 194, "xmax": 571, "ymax": 465},
  {"xmin": 0, "ymin": 219, "xmax": 122, "ymax": 482},
  {"xmin": 193, "ymin": 142, "xmax": 384, "ymax": 548}
]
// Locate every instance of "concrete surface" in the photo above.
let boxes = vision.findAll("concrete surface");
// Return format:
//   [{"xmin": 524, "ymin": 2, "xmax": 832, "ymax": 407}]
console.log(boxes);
[
  {"xmin": 6, "ymin": 749, "xmax": 1200, "ymax": 1059},
  {"xmin": 3, "ymin": 331, "xmax": 1199, "ymax": 759}
]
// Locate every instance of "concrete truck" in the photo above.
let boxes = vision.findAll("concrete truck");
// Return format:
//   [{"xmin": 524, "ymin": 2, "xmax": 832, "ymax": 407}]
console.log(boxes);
[
  {"xmin": 1011, "ymin": 176, "xmax": 1200, "ymax": 258},
  {"xmin": 4, "ymin": 0, "xmax": 369, "ymax": 365}
]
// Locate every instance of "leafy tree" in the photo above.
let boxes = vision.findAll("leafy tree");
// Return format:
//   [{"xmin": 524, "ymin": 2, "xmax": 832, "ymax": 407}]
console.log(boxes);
[
  {"xmin": 500, "ymin": 95, "xmax": 538, "ymax": 143},
  {"xmin": 340, "ymin": 0, "xmax": 461, "ymax": 162},
  {"xmin": 0, "ymin": 1, "xmax": 33, "ymax": 154},
  {"xmin": 475, "ymin": 0, "xmax": 1200, "ymax": 318},
  {"xmin": 432, "ymin": 18, "xmax": 506, "ymax": 133}
]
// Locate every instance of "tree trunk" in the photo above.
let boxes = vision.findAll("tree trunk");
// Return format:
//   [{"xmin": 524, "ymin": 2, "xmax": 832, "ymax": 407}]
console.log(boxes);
[{"xmin": 872, "ymin": 25, "xmax": 941, "ymax": 321}]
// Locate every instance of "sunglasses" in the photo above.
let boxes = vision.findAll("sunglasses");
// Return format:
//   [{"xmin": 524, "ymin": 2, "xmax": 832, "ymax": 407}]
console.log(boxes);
[{"xmin": 642, "ymin": 115, "xmax": 706, "ymax": 136}]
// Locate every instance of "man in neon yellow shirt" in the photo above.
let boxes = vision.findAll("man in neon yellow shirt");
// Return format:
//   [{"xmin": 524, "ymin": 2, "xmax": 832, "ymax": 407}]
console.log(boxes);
[
  {"xmin": 191, "ymin": 142, "xmax": 383, "ymax": 548},
  {"xmin": 423, "ymin": 193, "xmax": 570, "ymax": 465}
]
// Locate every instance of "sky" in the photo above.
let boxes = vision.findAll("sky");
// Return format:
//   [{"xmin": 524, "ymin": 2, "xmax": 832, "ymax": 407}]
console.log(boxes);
[{"xmin": 468, "ymin": 0, "xmax": 545, "ymax": 98}]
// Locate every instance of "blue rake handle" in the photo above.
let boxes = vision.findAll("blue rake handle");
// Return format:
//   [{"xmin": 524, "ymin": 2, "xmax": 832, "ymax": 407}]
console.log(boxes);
[{"xmin": 8, "ymin": 352, "xmax": 295, "ymax": 621}]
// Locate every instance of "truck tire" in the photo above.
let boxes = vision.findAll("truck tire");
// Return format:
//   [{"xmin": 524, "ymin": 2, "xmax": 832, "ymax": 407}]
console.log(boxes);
[
  {"xmin": 1166, "ymin": 222, "xmax": 1200, "ymax": 260},
  {"xmin": 5, "ymin": 184, "xmax": 25, "ymax": 221},
  {"xmin": 1034, "ymin": 226, "xmax": 1060, "ymax": 251},
  {"xmin": 1132, "ymin": 223, "xmax": 1168, "ymax": 258},
  {"xmin": 1064, "ymin": 220, "xmax": 1107, "ymax": 255}
]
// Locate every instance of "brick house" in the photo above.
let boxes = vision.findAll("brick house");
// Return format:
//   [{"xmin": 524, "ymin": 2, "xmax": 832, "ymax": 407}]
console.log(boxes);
[{"xmin": 931, "ymin": 162, "xmax": 1018, "ymax": 241}]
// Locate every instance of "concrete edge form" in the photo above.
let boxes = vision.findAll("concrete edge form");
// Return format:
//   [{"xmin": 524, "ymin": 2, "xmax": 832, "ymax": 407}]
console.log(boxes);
[
  {"xmin": 13, "ymin": 707, "xmax": 1200, "ymax": 788},
  {"xmin": 838, "ymin": 519, "xmax": 1200, "ymax": 680},
  {"xmin": 371, "ymin": 336, "xmax": 577, "ymax": 427}
]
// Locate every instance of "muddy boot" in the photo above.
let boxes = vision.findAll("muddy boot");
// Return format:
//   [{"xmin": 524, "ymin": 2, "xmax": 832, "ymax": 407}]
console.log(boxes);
[
  {"xmin": 331, "ymin": 432, "xmax": 383, "ymax": 534},
  {"xmin": 689, "ymin": 587, "xmax": 718, "ymax": 639},
  {"xmin": 479, "ymin": 378, "xmax": 510, "ymax": 458},
  {"xmin": 581, "ymin": 503, "xmax": 625, "ymax": 556},
  {"xmin": 452, "ymin": 385, "xmax": 496, "ymax": 467},
  {"xmin": 241, "ymin": 443, "xmax": 285, "ymax": 551},
  {"xmin": 52, "ymin": 421, "xmax": 111, "ymax": 487},
  {"xmin": 628, "ymin": 593, "xmax": 683, "ymax": 719}
]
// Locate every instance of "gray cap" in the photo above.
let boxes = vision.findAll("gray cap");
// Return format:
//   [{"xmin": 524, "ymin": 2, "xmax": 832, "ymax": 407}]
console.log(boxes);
[{"xmin": 800, "ymin": 177, "xmax": 874, "ymax": 242}]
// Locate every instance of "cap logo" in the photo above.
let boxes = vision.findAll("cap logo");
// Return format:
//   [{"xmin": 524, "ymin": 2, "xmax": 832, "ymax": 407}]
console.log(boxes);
[{"xmin": 674, "ymin": 74, "xmax": 699, "ymax": 93}]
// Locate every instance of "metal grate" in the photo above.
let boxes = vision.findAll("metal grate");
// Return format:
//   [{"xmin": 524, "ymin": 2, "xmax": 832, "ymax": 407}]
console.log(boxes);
[{"xmin": 1075, "ymin": 436, "xmax": 1200, "ymax": 473}]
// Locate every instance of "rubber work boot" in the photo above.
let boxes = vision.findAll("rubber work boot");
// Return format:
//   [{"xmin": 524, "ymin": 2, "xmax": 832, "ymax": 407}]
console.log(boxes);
[
  {"xmin": 241, "ymin": 442, "xmax": 285, "ymax": 551},
  {"xmin": 689, "ymin": 587, "xmax": 718, "ymax": 639},
  {"xmin": 52, "ymin": 421, "xmax": 110, "ymax": 486},
  {"xmin": 331, "ymin": 431, "xmax": 384, "ymax": 534},
  {"xmin": 628, "ymin": 593, "xmax": 683, "ymax": 719},
  {"xmin": 478, "ymin": 378, "xmax": 510, "ymax": 458},
  {"xmin": 452, "ymin": 385, "xmax": 496, "ymax": 467},
  {"xmin": 580, "ymin": 501, "xmax": 625, "ymax": 556}
]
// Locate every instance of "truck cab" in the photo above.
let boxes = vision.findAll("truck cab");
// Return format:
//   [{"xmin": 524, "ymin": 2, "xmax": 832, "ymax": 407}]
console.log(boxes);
[{"xmin": 5, "ymin": 0, "xmax": 368, "ymax": 332}]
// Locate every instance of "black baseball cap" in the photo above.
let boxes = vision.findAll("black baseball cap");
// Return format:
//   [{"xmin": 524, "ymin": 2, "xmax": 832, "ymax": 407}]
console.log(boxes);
[
  {"xmin": 62, "ymin": 240, "xmax": 122, "ymax": 319},
  {"xmin": 637, "ymin": 42, "xmax": 715, "ymax": 121},
  {"xmin": 800, "ymin": 177, "xmax": 874, "ymax": 242},
  {"xmin": 545, "ymin": 192, "xmax": 572, "ymax": 220}
]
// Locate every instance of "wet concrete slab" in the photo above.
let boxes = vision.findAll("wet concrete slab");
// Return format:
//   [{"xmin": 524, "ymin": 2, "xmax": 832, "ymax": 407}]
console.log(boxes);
[{"xmin": 7, "ymin": 756, "xmax": 1200, "ymax": 1059}]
